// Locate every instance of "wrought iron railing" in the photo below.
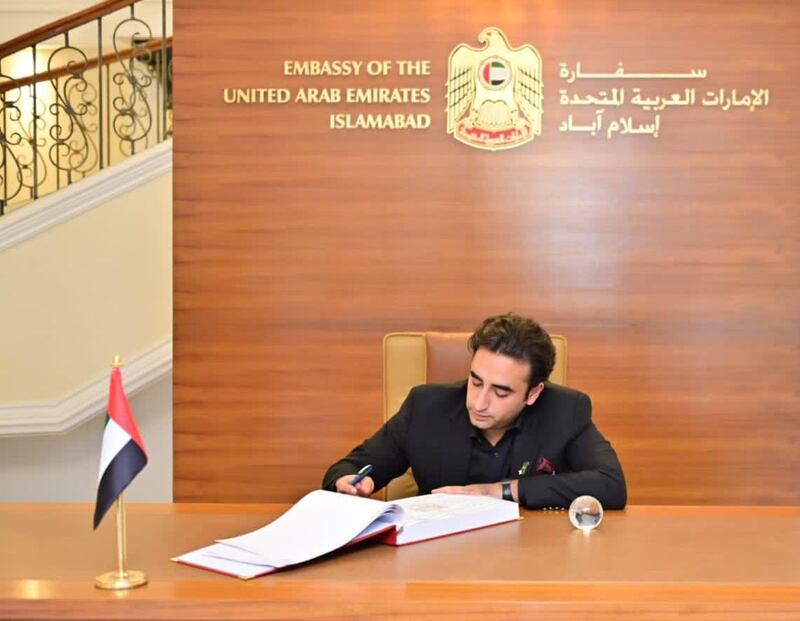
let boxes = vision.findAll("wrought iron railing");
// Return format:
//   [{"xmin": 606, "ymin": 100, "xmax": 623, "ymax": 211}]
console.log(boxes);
[{"xmin": 0, "ymin": 0, "xmax": 172, "ymax": 216}]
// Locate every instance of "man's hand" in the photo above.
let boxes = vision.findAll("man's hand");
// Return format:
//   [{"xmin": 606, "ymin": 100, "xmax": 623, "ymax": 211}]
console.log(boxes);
[
  {"xmin": 432, "ymin": 483, "xmax": 501, "ymax": 498},
  {"xmin": 432, "ymin": 480, "xmax": 518, "ymax": 502},
  {"xmin": 335, "ymin": 474, "xmax": 375, "ymax": 497}
]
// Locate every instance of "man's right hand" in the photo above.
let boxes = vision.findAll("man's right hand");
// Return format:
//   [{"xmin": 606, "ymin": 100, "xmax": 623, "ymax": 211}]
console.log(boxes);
[{"xmin": 335, "ymin": 474, "xmax": 375, "ymax": 497}]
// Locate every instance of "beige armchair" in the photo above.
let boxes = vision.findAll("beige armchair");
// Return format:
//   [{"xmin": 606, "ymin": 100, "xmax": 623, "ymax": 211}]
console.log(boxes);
[{"xmin": 382, "ymin": 331, "xmax": 568, "ymax": 500}]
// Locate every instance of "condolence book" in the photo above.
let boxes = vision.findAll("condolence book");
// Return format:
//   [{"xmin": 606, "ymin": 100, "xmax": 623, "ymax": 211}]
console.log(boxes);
[{"xmin": 173, "ymin": 490, "xmax": 519, "ymax": 579}]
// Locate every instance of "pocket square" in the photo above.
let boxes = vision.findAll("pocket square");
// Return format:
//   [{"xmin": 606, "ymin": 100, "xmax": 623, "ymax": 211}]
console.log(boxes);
[{"xmin": 535, "ymin": 457, "xmax": 555, "ymax": 474}]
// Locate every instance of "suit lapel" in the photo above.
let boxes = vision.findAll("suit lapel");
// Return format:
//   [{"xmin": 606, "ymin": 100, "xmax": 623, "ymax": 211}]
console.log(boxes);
[{"xmin": 510, "ymin": 400, "xmax": 543, "ymax": 478}]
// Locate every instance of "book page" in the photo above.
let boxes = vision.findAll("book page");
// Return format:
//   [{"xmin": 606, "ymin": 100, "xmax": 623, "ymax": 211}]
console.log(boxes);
[
  {"xmin": 218, "ymin": 490, "xmax": 404, "ymax": 567},
  {"xmin": 352, "ymin": 512, "xmax": 399, "ymax": 540},
  {"xmin": 384, "ymin": 493, "xmax": 519, "ymax": 545},
  {"xmin": 174, "ymin": 544, "xmax": 276, "ymax": 579},
  {"xmin": 395, "ymin": 494, "xmax": 515, "ymax": 527},
  {"xmin": 201, "ymin": 542, "xmax": 275, "ymax": 565}
]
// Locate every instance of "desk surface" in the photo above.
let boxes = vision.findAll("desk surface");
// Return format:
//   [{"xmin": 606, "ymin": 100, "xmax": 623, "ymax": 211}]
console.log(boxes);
[{"xmin": 1, "ymin": 503, "xmax": 799, "ymax": 620}]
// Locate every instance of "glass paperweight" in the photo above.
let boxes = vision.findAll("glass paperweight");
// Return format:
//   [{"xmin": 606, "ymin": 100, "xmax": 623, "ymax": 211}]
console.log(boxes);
[{"xmin": 568, "ymin": 495, "xmax": 603, "ymax": 532}]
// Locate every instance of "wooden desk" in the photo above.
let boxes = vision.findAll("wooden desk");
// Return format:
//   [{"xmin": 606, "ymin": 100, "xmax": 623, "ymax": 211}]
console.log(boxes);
[{"xmin": 1, "ymin": 503, "xmax": 799, "ymax": 620}]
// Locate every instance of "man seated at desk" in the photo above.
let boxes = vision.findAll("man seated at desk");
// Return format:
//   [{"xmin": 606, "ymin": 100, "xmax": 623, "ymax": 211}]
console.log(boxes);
[{"xmin": 323, "ymin": 313, "xmax": 627, "ymax": 509}]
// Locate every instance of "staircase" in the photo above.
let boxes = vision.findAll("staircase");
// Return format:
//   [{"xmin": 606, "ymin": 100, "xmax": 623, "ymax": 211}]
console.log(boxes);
[{"xmin": 0, "ymin": 0, "xmax": 172, "ymax": 215}]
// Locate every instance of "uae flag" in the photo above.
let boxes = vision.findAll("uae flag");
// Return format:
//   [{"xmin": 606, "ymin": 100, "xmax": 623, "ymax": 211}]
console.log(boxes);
[
  {"xmin": 93, "ymin": 367, "xmax": 148, "ymax": 529},
  {"xmin": 483, "ymin": 60, "xmax": 510, "ymax": 86}
]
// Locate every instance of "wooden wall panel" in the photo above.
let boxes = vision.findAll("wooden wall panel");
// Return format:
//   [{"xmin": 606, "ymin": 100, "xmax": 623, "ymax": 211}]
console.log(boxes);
[{"xmin": 173, "ymin": 0, "xmax": 800, "ymax": 504}]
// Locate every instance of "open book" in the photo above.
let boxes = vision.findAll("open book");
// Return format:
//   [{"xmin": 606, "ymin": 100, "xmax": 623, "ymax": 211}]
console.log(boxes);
[{"xmin": 173, "ymin": 490, "xmax": 519, "ymax": 579}]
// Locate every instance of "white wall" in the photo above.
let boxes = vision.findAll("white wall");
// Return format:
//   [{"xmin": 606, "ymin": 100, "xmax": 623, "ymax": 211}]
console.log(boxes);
[
  {"xmin": 0, "ymin": 373, "xmax": 172, "ymax": 501},
  {"xmin": 0, "ymin": 172, "xmax": 172, "ymax": 402},
  {"xmin": 0, "ymin": 155, "xmax": 172, "ymax": 501}
]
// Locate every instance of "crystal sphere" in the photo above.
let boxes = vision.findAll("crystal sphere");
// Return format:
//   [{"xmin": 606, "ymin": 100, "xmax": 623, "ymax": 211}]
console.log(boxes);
[{"xmin": 568, "ymin": 495, "xmax": 603, "ymax": 532}]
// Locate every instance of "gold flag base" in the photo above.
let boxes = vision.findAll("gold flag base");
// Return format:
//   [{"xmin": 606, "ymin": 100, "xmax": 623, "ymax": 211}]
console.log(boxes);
[{"xmin": 94, "ymin": 569, "xmax": 148, "ymax": 590}]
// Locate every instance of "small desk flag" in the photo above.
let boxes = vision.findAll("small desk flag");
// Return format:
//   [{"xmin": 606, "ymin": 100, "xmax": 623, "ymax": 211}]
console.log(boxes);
[{"xmin": 93, "ymin": 367, "xmax": 148, "ymax": 529}]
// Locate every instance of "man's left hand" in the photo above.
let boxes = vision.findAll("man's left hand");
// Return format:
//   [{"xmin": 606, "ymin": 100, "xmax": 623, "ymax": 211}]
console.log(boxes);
[{"xmin": 431, "ymin": 483, "xmax": 501, "ymax": 498}]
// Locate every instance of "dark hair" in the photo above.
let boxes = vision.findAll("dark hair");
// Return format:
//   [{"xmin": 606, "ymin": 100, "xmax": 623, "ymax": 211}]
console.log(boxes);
[{"xmin": 467, "ymin": 313, "xmax": 556, "ymax": 390}]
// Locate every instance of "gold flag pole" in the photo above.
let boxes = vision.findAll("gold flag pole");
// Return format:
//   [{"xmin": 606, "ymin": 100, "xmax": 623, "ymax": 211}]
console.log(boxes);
[{"xmin": 95, "ymin": 356, "xmax": 148, "ymax": 590}]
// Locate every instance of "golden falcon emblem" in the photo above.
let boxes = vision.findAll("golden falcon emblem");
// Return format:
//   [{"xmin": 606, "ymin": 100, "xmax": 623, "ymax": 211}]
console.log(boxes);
[{"xmin": 446, "ymin": 27, "xmax": 543, "ymax": 151}]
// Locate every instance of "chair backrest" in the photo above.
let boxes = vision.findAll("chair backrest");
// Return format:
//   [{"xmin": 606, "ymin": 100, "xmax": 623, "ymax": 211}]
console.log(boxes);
[{"xmin": 382, "ymin": 331, "xmax": 568, "ymax": 500}]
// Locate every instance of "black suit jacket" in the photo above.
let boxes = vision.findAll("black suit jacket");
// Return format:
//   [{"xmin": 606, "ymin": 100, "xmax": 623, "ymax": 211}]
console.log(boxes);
[{"xmin": 323, "ymin": 381, "xmax": 627, "ymax": 509}]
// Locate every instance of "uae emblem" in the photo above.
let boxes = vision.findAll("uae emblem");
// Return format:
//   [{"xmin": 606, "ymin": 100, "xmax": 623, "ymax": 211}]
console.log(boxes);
[{"xmin": 446, "ymin": 28, "xmax": 543, "ymax": 151}]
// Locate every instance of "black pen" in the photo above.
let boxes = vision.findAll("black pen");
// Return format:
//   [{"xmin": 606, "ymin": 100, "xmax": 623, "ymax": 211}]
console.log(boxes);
[{"xmin": 350, "ymin": 464, "xmax": 374, "ymax": 487}]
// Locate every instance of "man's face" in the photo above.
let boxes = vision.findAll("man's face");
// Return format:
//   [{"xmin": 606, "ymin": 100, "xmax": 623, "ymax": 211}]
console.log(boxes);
[{"xmin": 466, "ymin": 347, "xmax": 543, "ymax": 437}]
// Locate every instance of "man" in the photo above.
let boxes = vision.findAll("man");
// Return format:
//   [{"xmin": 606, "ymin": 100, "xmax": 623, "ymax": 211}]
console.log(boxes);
[{"xmin": 322, "ymin": 314, "xmax": 626, "ymax": 509}]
